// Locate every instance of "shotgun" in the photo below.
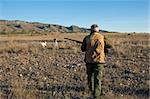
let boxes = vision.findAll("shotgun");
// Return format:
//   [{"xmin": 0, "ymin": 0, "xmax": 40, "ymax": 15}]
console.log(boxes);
[{"xmin": 64, "ymin": 37, "xmax": 113, "ymax": 53}]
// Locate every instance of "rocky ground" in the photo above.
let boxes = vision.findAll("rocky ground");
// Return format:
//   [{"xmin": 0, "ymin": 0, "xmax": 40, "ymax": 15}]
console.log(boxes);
[{"xmin": 0, "ymin": 34, "xmax": 149, "ymax": 99}]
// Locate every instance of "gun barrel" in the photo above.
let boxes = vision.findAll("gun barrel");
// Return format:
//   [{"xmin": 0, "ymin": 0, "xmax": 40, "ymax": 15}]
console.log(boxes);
[{"xmin": 64, "ymin": 38, "xmax": 82, "ymax": 44}]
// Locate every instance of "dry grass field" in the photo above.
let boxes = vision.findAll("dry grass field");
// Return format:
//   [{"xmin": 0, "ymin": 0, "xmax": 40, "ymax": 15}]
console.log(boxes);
[{"xmin": 0, "ymin": 33, "xmax": 149, "ymax": 99}]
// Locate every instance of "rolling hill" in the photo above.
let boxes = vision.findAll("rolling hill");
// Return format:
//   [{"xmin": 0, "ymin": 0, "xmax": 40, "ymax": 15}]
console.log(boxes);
[{"xmin": 0, "ymin": 20, "xmax": 109, "ymax": 34}]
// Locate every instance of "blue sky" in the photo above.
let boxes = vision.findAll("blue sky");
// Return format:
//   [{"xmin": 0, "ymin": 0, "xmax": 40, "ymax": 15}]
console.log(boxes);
[{"xmin": 0, "ymin": 0, "xmax": 149, "ymax": 32}]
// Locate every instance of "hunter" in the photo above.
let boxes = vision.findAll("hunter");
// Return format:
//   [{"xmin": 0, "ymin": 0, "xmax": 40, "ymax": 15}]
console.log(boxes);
[{"xmin": 81, "ymin": 24, "xmax": 106, "ymax": 99}]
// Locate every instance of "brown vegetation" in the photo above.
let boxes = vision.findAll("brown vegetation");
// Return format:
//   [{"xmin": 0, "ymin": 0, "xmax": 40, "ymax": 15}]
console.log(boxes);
[{"xmin": 0, "ymin": 33, "xmax": 149, "ymax": 99}]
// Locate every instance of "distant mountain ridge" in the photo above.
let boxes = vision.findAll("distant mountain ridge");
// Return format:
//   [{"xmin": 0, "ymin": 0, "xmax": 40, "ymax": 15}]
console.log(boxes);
[{"xmin": 0, "ymin": 20, "xmax": 109, "ymax": 34}]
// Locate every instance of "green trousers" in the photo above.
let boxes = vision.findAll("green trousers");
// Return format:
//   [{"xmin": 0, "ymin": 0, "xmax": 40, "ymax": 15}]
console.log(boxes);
[{"xmin": 86, "ymin": 63, "xmax": 104, "ymax": 99}]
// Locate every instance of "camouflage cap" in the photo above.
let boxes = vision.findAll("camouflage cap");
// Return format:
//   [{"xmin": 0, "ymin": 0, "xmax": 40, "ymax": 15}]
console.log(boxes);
[{"xmin": 91, "ymin": 24, "xmax": 100, "ymax": 32}]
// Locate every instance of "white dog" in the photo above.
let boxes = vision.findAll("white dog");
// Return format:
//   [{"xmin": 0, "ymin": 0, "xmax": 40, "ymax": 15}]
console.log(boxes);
[
  {"xmin": 53, "ymin": 39, "xmax": 59, "ymax": 50},
  {"xmin": 40, "ymin": 41, "xmax": 47, "ymax": 48}
]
